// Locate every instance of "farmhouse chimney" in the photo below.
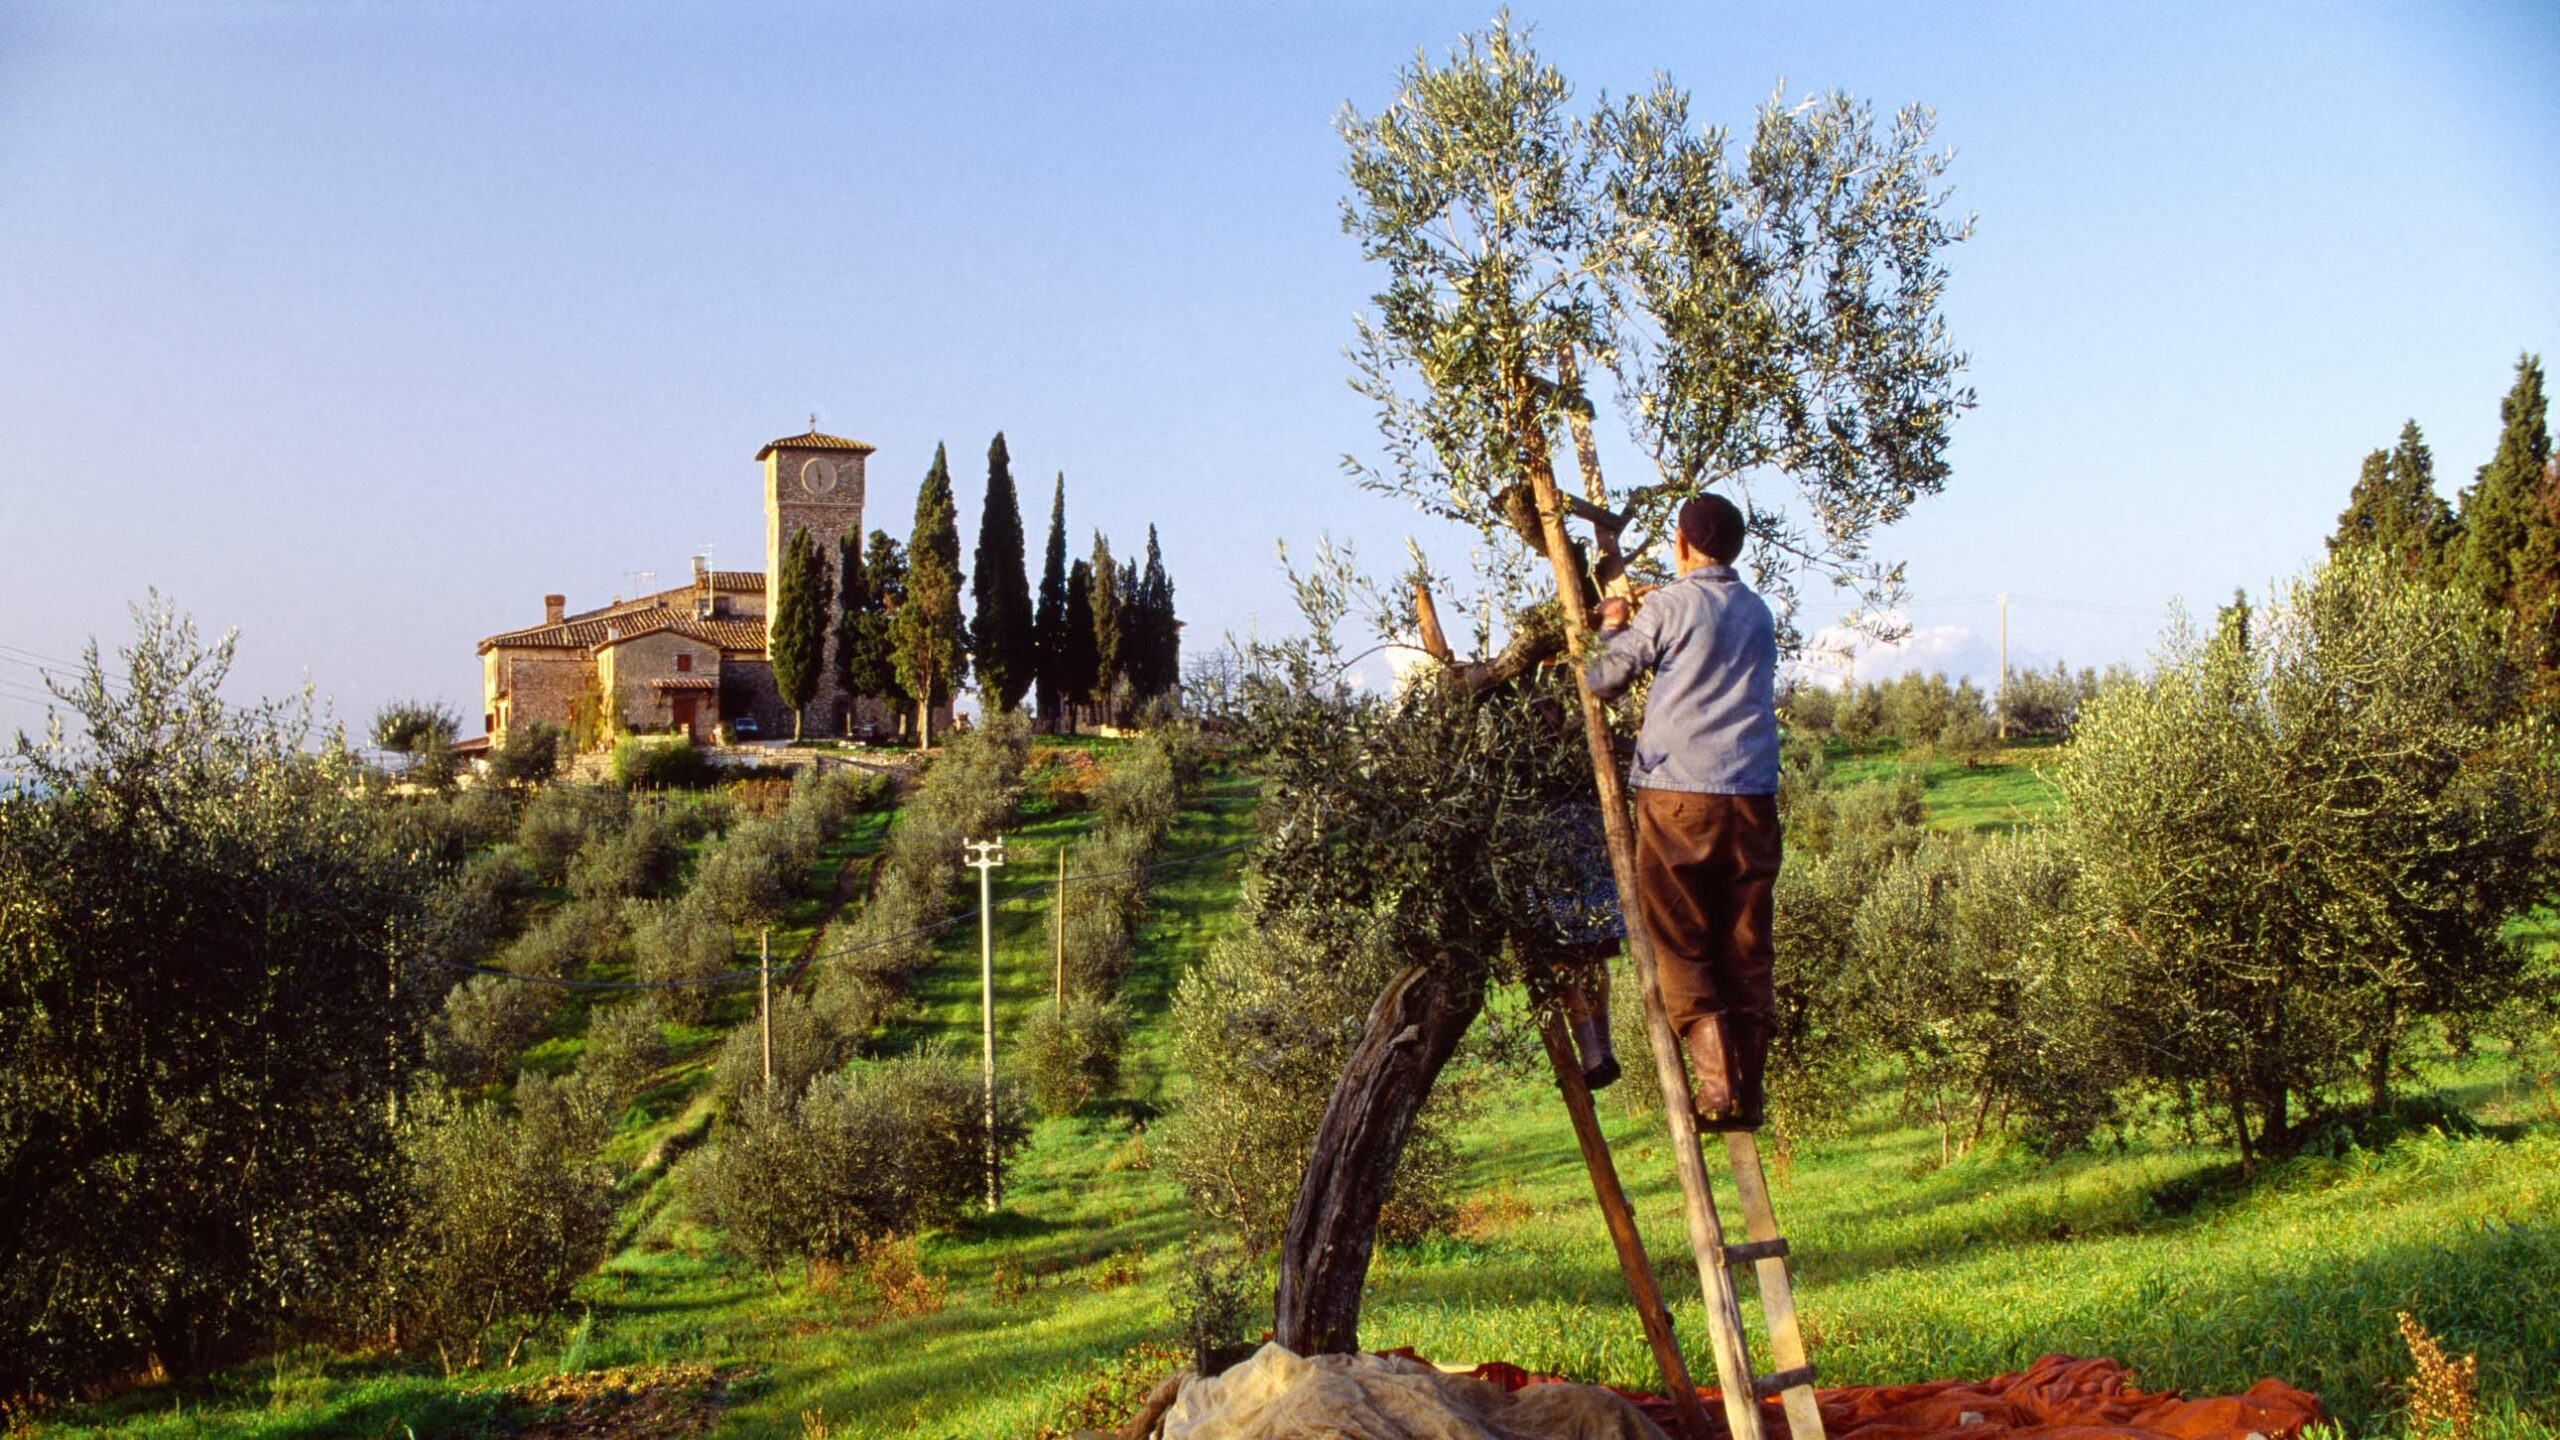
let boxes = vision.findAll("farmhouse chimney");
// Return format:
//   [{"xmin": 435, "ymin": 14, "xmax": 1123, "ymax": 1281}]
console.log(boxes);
[
  {"xmin": 544, "ymin": 594, "xmax": 566, "ymax": 624},
  {"xmin": 692, "ymin": 554, "xmax": 708, "ymax": 584}
]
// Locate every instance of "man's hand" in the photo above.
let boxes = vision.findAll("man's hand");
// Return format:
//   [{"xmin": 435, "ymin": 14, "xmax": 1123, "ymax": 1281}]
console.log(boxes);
[{"xmin": 1597, "ymin": 596, "xmax": 1632, "ymax": 632}]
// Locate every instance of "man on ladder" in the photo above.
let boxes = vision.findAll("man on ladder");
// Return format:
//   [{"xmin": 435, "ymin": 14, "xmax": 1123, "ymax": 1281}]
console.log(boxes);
[{"xmin": 1580, "ymin": 492, "xmax": 1779, "ymax": 1132}]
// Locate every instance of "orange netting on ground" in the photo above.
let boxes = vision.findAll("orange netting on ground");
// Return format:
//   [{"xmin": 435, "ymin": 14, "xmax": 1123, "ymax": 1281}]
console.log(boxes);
[{"xmin": 1458, "ymin": 1352, "xmax": 2326, "ymax": 1440}]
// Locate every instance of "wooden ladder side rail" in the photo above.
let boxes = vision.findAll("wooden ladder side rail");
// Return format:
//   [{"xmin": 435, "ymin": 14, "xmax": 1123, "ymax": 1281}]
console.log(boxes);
[
  {"xmin": 1521, "ymin": 454, "xmax": 1768, "ymax": 1440},
  {"xmin": 1727, "ymin": 1130, "xmax": 1824, "ymax": 1439},
  {"xmin": 1538, "ymin": 1013, "xmax": 1716, "ymax": 1440}
]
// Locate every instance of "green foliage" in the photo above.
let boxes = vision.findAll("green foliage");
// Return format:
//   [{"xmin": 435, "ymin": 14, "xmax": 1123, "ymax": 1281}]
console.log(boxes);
[
  {"xmin": 712, "ymin": 989, "xmax": 849, "ymax": 1112},
  {"xmin": 516, "ymin": 782, "xmax": 630, "ymax": 883},
  {"xmin": 496, "ymin": 896, "xmax": 626, "ymax": 980},
  {"xmin": 1339, "ymin": 18, "xmax": 1970, "ymax": 618},
  {"xmin": 2452, "ymin": 354, "xmax": 2558, "ymax": 677},
  {"xmin": 1169, "ymin": 1240, "xmax": 1255, "ymax": 1377},
  {"xmin": 372, "ymin": 697, "xmax": 461, "ymax": 788},
  {"xmin": 1088, "ymin": 532, "xmax": 1123, "ymax": 718},
  {"xmin": 378, "ymin": 1080, "xmax": 615, "ymax": 1373},
  {"xmin": 432, "ymin": 975, "xmax": 558, "ymax": 1087},
  {"xmin": 771, "ymin": 524, "xmax": 834, "ymax": 735},
  {"xmin": 1159, "ymin": 913, "xmax": 1464, "ymax": 1258},
  {"xmin": 1060, "ymin": 558, "xmax": 1100, "ymax": 727},
  {"xmin": 1123, "ymin": 525, "xmax": 1180, "ymax": 704},
  {"xmin": 490, "ymin": 719, "xmax": 565, "ymax": 786},
  {"xmin": 894, "ymin": 444, "xmax": 968, "ymax": 743},
  {"xmin": 577, "ymin": 1001, "xmax": 668, "ymax": 1110},
  {"xmin": 0, "ymin": 600, "xmax": 432, "ymax": 1395},
  {"xmin": 2058, "ymin": 554, "xmax": 2559, "ymax": 1159},
  {"xmin": 1018, "ymin": 995, "xmax": 1131, "ymax": 1118},
  {"xmin": 812, "ymin": 718, "xmax": 1030, "ymax": 1032},
  {"xmin": 630, "ymin": 894, "xmax": 736, "ymax": 1022},
  {"xmin": 566, "ymin": 805, "xmax": 688, "ymax": 899},
  {"xmin": 1033, "ymin": 474, "xmax": 1073, "ymax": 723},
  {"xmin": 2332, "ymin": 420, "xmax": 2460, "ymax": 576},
  {"xmin": 971, "ymin": 432, "xmax": 1037, "ymax": 714},
  {"xmin": 681, "ymin": 1048, "xmax": 1031, "ymax": 1276},
  {"xmin": 844, "ymin": 530, "xmax": 910, "ymax": 724},
  {"xmin": 373, "ymin": 696, "xmax": 463, "ymax": 752}
]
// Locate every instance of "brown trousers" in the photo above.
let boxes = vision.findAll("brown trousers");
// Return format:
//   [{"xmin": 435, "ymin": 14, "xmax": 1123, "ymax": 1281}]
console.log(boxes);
[{"xmin": 1633, "ymin": 789, "xmax": 1780, "ymax": 1034}]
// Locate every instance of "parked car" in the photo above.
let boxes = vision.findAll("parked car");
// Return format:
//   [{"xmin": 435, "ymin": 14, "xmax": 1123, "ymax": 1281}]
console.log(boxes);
[{"xmin": 728, "ymin": 715, "xmax": 761, "ymax": 739}]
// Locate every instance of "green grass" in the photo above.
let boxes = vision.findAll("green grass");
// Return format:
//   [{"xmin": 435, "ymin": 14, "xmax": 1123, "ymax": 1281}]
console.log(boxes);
[
  {"xmin": 32, "ymin": 749, "xmax": 2560, "ymax": 1439},
  {"xmin": 1824, "ymin": 737, "xmax": 2066, "ymax": 834}
]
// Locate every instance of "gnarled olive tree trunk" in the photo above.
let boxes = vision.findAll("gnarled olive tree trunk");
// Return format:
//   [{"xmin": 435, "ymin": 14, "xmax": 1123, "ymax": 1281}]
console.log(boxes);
[{"xmin": 1272, "ymin": 955, "xmax": 1483, "ymax": 1354}]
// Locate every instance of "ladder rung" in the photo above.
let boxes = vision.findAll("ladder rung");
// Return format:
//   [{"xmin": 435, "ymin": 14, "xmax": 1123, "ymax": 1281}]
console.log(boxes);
[
  {"xmin": 1722, "ymin": 1237, "xmax": 1790, "ymax": 1266},
  {"xmin": 1751, "ymin": 1364, "xmax": 1817, "ymax": 1399}
]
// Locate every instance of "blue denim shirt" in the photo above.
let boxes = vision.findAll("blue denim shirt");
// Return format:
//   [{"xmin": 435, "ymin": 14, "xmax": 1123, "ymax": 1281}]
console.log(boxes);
[{"xmin": 1581, "ymin": 566, "xmax": 1780, "ymax": 796}]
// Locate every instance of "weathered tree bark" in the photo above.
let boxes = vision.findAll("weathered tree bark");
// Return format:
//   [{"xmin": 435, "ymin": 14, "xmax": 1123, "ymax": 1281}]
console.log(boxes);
[{"xmin": 1273, "ymin": 956, "xmax": 1485, "ymax": 1354}]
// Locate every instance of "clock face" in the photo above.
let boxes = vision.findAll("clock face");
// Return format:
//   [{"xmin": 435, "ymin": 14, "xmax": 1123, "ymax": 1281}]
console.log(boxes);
[{"xmin": 801, "ymin": 457, "xmax": 839, "ymax": 497}]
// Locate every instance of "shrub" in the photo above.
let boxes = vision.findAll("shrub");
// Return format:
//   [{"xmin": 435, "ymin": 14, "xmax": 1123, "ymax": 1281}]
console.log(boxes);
[
  {"xmin": 578, "ymin": 1001, "xmax": 669, "ymax": 1110},
  {"xmin": 500, "ymin": 897, "xmax": 627, "ymax": 980},
  {"xmin": 1019, "ymin": 995, "xmax": 1131, "ymax": 1117},
  {"xmin": 712, "ymin": 989, "xmax": 847, "ymax": 1112},
  {"xmin": 489, "ymin": 721, "xmax": 565, "ymax": 787},
  {"xmin": 516, "ymin": 784, "xmax": 630, "ymax": 885},
  {"xmin": 630, "ymin": 896, "xmax": 736, "ymax": 1023},
  {"xmin": 2058, "ymin": 556, "xmax": 2559, "ymax": 1160},
  {"xmin": 612, "ymin": 735, "xmax": 715, "ymax": 790},
  {"xmin": 431, "ymin": 973, "xmax": 558, "ymax": 1087},
  {"xmin": 1092, "ymin": 738, "xmax": 1178, "ymax": 837},
  {"xmin": 417, "ymin": 846, "xmax": 535, "ymax": 972},
  {"xmin": 389, "ymin": 784, "xmax": 518, "ymax": 870},
  {"xmin": 690, "ymin": 813, "xmax": 813, "ymax": 926},
  {"xmin": 380, "ymin": 1082, "xmax": 615, "ymax": 1373},
  {"xmin": 0, "ymin": 604, "xmax": 434, "ymax": 1396},
  {"xmin": 683, "ymin": 1047, "xmax": 1030, "ymax": 1275},
  {"xmin": 567, "ymin": 806, "xmax": 688, "ymax": 899},
  {"xmin": 1157, "ymin": 915, "xmax": 1462, "ymax": 1257}
]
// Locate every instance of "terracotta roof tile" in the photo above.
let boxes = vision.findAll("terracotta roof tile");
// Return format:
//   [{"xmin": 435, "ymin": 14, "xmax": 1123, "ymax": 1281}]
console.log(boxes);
[
  {"xmin": 649, "ymin": 676, "xmax": 720, "ymax": 692},
  {"xmin": 482, "ymin": 605, "xmax": 768, "ymax": 656},
  {"xmin": 756, "ymin": 429, "xmax": 876, "ymax": 460},
  {"xmin": 707, "ymin": 571, "xmax": 765, "ymax": 592}
]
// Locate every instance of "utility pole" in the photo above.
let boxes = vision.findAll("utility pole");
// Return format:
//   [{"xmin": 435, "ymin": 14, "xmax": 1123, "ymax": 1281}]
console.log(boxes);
[
  {"xmin": 759, "ymin": 927, "xmax": 773, "ymax": 1090},
  {"xmin": 1054, "ymin": 846, "xmax": 1067, "ymax": 1008},
  {"xmin": 1995, "ymin": 594, "xmax": 2010, "ymax": 741},
  {"xmin": 965, "ymin": 836, "xmax": 1007, "ymax": 1211}
]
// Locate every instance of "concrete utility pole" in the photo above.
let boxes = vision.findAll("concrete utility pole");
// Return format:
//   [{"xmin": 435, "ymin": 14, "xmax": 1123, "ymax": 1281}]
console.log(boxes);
[
  {"xmin": 965, "ymin": 836, "xmax": 1007, "ymax": 1211},
  {"xmin": 1995, "ymin": 594, "xmax": 2010, "ymax": 741},
  {"xmin": 759, "ymin": 928, "xmax": 773, "ymax": 1090}
]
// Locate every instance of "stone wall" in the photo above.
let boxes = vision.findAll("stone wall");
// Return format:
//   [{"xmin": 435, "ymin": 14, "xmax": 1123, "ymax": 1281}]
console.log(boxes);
[
  {"xmin": 596, "ymin": 630, "xmax": 720, "ymax": 739},
  {"xmin": 488, "ymin": 649, "xmax": 592, "ymax": 740}
]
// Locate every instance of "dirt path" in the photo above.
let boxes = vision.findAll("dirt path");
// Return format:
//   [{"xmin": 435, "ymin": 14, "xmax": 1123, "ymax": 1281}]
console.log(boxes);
[{"xmin": 797, "ymin": 848, "xmax": 881, "ymax": 962}]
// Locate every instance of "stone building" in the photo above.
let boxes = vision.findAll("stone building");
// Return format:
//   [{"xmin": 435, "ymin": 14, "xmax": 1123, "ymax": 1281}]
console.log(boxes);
[{"xmin": 477, "ymin": 427, "xmax": 896, "ymax": 745}]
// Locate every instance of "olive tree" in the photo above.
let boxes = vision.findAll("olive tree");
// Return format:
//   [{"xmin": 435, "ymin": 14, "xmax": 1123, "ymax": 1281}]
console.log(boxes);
[
  {"xmin": 0, "ymin": 599, "xmax": 435, "ymax": 1395},
  {"xmin": 1240, "ymin": 17, "xmax": 1970, "ymax": 1354},
  {"xmin": 2058, "ymin": 554, "xmax": 2558, "ymax": 1161}
]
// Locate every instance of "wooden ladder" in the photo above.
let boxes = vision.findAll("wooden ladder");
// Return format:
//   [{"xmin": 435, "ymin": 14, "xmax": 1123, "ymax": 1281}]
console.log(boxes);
[
  {"xmin": 1517, "ymin": 425, "xmax": 1825, "ymax": 1440},
  {"xmin": 1540, "ymin": 1008, "xmax": 1824, "ymax": 1440}
]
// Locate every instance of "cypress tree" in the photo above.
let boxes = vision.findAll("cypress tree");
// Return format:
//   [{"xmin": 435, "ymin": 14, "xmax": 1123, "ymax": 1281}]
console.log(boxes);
[
  {"xmin": 1137, "ymin": 523, "xmax": 1177, "ymax": 699},
  {"xmin": 2330, "ymin": 420, "xmax": 2457, "ymax": 575},
  {"xmin": 1062, "ymin": 559, "xmax": 1099, "ymax": 732},
  {"xmin": 1032, "ymin": 474, "xmax": 1071, "ymax": 725},
  {"xmin": 830, "ymin": 527, "xmax": 868, "ymax": 736},
  {"xmin": 970, "ymin": 433, "xmax": 1037, "ymax": 715},
  {"xmin": 770, "ymin": 525, "xmax": 832, "ymax": 739},
  {"xmin": 849, "ymin": 530, "xmax": 911, "ymax": 732},
  {"xmin": 2453, "ymin": 354, "xmax": 2551, "ymax": 616},
  {"xmin": 894, "ymin": 444, "xmax": 968, "ymax": 749},
  {"xmin": 1089, "ymin": 533, "xmax": 1122, "ymax": 723}
]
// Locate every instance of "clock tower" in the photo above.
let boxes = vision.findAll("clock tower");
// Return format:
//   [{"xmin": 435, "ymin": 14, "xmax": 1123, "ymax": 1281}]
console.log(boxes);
[{"xmin": 756, "ymin": 424, "xmax": 873, "ymax": 729}]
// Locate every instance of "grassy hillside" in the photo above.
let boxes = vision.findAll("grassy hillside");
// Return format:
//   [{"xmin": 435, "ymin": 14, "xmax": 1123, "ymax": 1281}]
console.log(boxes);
[{"xmin": 31, "ymin": 741, "xmax": 2558, "ymax": 1439}]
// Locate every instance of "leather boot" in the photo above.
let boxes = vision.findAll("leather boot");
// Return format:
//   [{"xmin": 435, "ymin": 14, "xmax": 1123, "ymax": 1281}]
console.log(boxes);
[
  {"xmin": 1708, "ymin": 1016, "xmax": 1771, "ymax": 1132},
  {"xmin": 1562, "ymin": 983, "xmax": 1619, "ymax": 1091},
  {"xmin": 1684, "ymin": 1012, "xmax": 1737, "ymax": 1122}
]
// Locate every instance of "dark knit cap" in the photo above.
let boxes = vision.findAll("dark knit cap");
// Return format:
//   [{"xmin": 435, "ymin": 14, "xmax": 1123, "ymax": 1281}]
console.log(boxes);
[{"xmin": 1677, "ymin": 494, "xmax": 1746, "ymax": 564}]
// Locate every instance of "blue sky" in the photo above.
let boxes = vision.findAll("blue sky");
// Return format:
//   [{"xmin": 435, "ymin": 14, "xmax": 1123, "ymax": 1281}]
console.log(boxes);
[{"xmin": 1, "ymin": 2, "xmax": 2553, "ymax": 736}]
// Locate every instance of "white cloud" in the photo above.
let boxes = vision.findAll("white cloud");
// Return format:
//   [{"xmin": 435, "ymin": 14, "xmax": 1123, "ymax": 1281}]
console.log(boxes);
[{"xmin": 1794, "ymin": 615, "xmax": 1997, "ymax": 690}]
